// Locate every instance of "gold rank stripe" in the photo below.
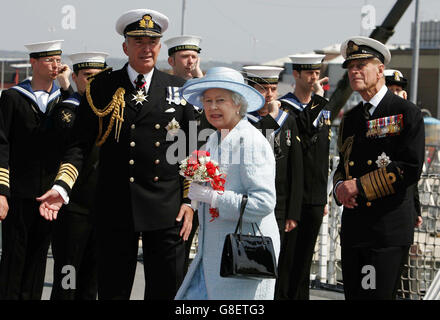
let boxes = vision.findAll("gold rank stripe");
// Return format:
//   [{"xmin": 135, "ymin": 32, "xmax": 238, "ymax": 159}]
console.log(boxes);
[
  {"xmin": 377, "ymin": 167, "xmax": 391, "ymax": 196},
  {"xmin": 55, "ymin": 163, "xmax": 79, "ymax": 189},
  {"xmin": 372, "ymin": 169, "xmax": 386, "ymax": 198},
  {"xmin": 0, "ymin": 168, "xmax": 10, "ymax": 188},
  {"xmin": 183, "ymin": 179, "xmax": 191, "ymax": 198},
  {"xmin": 360, "ymin": 172, "xmax": 378, "ymax": 201},
  {"xmin": 0, "ymin": 177, "xmax": 9, "ymax": 188}
]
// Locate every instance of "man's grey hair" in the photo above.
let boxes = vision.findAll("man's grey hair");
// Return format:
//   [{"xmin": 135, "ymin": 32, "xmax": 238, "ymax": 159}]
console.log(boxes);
[{"xmin": 230, "ymin": 91, "xmax": 248, "ymax": 117}]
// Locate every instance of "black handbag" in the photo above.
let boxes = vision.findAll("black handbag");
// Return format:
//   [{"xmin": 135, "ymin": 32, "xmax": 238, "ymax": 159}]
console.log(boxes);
[{"xmin": 220, "ymin": 195, "xmax": 278, "ymax": 279}]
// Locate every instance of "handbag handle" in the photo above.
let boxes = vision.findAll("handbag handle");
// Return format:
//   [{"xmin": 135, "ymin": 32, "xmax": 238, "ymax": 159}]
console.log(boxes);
[
  {"xmin": 233, "ymin": 195, "xmax": 268, "ymax": 245},
  {"xmin": 234, "ymin": 195, "xmax": 248, "ymax": 234}
]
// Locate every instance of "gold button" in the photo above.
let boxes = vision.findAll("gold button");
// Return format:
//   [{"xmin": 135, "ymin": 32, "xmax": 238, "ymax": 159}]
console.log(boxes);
[
  {"xmin": 155, "ymin": 142, "xmax": 160, "ymax": 147},
  {"xmin": 130, "ymin": 141, "xmax": 136, "ymax": 147},
  {"xmin": 155, "ymin": 124, "xmax": 160, "ymax": 130},
  {"xmin": 154, "ymin": 159, "xmax": 160, "ymax": 165},
  {"xmin": 129, "ymin": 177, "xmax": 134, "ymax": 183},
  {"xmin": 366, "ymin": 202, "xmax": 372, "ymax": 207},
  {"xmin": 131, "ymin": 124, "xmax": 136, "ymax": 129},
  {"xmin": 349, "ymin": 161, "xmax": 354, "ymax": 166},
  {"xmin": 367, "ymin": 160, "xmax": 373, "ymax": 165},
  {"xmin": 181, "ymin": 99, "xmax": 187, "ymax": 106},
  {"xmin": 129, "ymin": 160, "xmax": 134, "ymax": 165},
  {"xmin": 153, "ymin": 176, "xmax": 159, "ymax": 182}
]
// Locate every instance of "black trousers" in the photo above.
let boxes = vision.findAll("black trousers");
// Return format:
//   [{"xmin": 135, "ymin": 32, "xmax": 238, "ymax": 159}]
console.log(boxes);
[
  {"xmin": 341, "ymin": 245, "xmax": 410, "ymax": 300},
  {"xmin": 275, "ymin": 204, "xmax": 324, "ymax": 300},
  {"xmin": 50, "ymin": 208, "xmax": 98, "ymax": 300},
  {"xmin": 0, "ymin": 198, "xmax": 52, "ymax": 300},
  {"xmin": 96, "ymin": 223, "xmax": 185, "ymax": 300}
]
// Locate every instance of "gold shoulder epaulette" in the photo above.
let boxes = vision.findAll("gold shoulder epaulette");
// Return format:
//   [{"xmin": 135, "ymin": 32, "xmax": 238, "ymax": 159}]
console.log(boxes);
[{"xmin": 86, "ymin": 75, "xmax": 125, "ymax": 146}]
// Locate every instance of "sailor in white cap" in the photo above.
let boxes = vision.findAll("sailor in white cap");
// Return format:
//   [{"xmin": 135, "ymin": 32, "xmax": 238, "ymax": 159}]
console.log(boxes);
[
  {"xmin": 37, "ymin": 9, "xmax": 195, "ymax": 300},
  {"xmin": 383, "ymin": 68, "xmax": 423, "ymax": 242},
  {"xmin": 50, "ymin": 51, "xmax": 108, "ymax": 300},
  {"xmin": 165, "ymin": 35, "xmax": 203, "ymax": 80},
  {"xmin": 0, "ymin": 39, "xmax": 72, "ymax": 299},
  {"xmin": 276, "ymin": 53, "xmax": 331, "ymax": 300},
  {"xmin": 384, "ymin": 69, "xmax": 408, "ymax": 100},
  {"xmin": 243, "ymin": 65, "xmax": 308, "ymax": 298},
  {"xmin": 333, "ymin": 36, "xmax": 425, "ymax": 300}
]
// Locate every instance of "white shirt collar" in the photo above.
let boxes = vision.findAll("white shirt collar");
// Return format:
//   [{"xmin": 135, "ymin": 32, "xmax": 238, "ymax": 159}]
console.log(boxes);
[
  {"xmin": 363, "ymin": 84, "xmax": 388, "ymax": 115},
  {"xmin": 126, "ymin": 63, "xmax": 154, "ymax": 93}
]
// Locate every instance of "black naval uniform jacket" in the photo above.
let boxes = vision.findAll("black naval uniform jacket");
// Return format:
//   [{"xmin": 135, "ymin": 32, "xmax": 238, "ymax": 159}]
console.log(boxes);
[
  {"xmin": 52, "ymin": 92, "xmax": 99, "ymax": 215},
  {"xmin": 55, "ymin": 65, "xmax": 195, "ymax": 231},
  {"xmin": 280, "ymin": 94, "xmax": 331, "ymax": 206},
  {"xmin": 248, "ymin": 111, "xmax": 304, "ymax": 226},
  {"xmin": 0, "ymin": 80, "xmax": 68, "ymax": 199},
  {"xmin": 333, "ymin": 90, "xmax": 425, "ymax": 248}
]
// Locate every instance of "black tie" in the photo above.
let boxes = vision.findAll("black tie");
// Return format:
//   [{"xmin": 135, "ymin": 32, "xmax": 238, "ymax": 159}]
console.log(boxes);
[
  {"xmin": 134, "ymin": 74, "xmax": 146, "ymax": 92},
  {"xmin": 363, "ymin": 102, "xmax": 372, "ymax": 120}
]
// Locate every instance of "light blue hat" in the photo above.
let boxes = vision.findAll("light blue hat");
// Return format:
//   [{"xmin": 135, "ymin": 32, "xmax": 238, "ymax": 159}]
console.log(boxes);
[{"xmin": 180, "ymin": 67, "xmax": 265, "ymax": 112}]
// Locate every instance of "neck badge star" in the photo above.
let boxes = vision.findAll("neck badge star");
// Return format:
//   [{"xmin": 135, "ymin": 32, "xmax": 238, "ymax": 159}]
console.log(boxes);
[{"xmin": 132, "ymin": 90, "xmax": 148, "ymax": 105}]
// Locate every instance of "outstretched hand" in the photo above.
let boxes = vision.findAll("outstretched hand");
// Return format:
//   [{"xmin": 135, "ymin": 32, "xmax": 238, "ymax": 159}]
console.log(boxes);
[{"xmin": 36, "ymin": 189, "xmax": 64, "ymax": 221}]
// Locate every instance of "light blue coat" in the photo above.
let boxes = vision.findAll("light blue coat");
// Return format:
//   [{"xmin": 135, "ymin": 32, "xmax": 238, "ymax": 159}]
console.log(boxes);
[{"xmin": 175, "ymin": 119, "xmax": 280, "ymax": 300}]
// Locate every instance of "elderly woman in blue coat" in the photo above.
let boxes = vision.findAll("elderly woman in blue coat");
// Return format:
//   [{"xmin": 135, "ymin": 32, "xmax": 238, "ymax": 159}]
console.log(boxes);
[{"xmin": 175, "ymin": 67, "xmax": 280, "ymax": 300}]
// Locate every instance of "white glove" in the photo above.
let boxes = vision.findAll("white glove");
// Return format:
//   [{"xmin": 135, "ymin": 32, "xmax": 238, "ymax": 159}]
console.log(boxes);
[{"xmin": 188, "ymin": 183, "xmax": 217, "ymax": 207}]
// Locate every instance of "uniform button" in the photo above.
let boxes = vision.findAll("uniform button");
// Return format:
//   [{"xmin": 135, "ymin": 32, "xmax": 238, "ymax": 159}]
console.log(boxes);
[
  {"xmin": 131, "ymin": 124, "xmax": 136, "ymax": 129},
  {"xmin": 366, "ymin": 202, "xmax": 372, "ymax": 207},
  {"xmin": 181, "ymin": 99, "xmax": 187, "ymax": 106},
  {"xmin": 153, "ymin": 176, "xmax": 159, "ymax": 182},
  {"xmin": 155, "ymin": 124, "xmax": 161, "ymax": 130},
  {"xmin": 130, "ymin": 141, "xmax": 136, "ymax": 147},
  {"xmin": 349, "ymin": 161, "xmax": 354, "ymax": 166},
  {"xmin": 155, "ymin": 142, "xmax": 160, "ymax": 147},
  {"xmin": 154, "ymin": 159, "xmax": 160, "ymax": 165},
  {"xmin": 129, "ymin": 177, "xmax": 134, "ymax": 183},
  {"xmin": 367, "ymin": 160, "xmax": 373, "ymax": 165},
  {"xmin": 129, "ymin": 160, "xmax": 134, "ymax": 165}
]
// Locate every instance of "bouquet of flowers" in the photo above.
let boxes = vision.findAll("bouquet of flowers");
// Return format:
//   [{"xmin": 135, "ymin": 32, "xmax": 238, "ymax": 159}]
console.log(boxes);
[{"xmin": 179, "ymin": 150, "xmax": 226, "ymax": 221}]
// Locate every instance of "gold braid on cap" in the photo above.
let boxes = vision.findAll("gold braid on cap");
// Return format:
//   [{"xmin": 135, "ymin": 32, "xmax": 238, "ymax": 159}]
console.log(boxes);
[{"xmin": 86, "ymin": 75, "xmax": 125, "ymax": 146}]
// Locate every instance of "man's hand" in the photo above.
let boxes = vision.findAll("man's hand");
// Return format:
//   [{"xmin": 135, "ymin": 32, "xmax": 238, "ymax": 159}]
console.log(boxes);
[
  {"xmin": 312, "ymin": 77, "xmax": 329, "ymax": 97},
  {"xmin": 176, "ymin": 204, "xmax": 194, "ymax": 241},
  {"xmin": 415, "ymin": 216, "xmax": 423, "ymax": 228},
  {"xmin": 57, "ymin": 64, "xmax": 72, "ymax": 90},
  {"xmin": 397, "ymin": 90, "xmax": 408, "ymax": 100},
  {"xmin": 268, "ymin": 100, "xmax": 281, "ymax": 119},
  {"xmin": 335, "ymin": 179, "xmax": 359, "ymax": 209},
  {"xmin": 284, "ymin": 219, "xmax": 297, "ymax": 232},
  {"xmin": 191, "ymin": 56, "xmax": 204, "ymax": 78},
  {"xmin": 0, "ymin": 195, "xmax": 9, "ymax": 221},
  {"xmin": 36, "ymin": 189, "xmax": 64, "ymax": 221},
  {"xmin": 323, "ymin": 204, "xmax": 329, "ymax": 216}
]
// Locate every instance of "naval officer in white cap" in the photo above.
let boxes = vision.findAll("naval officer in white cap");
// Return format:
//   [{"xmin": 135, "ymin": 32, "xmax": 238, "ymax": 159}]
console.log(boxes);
[
  {"xmin": 165, "ymin": 35, "xmax": 203, "ymax": 80},
  {"xmin": 50, "ymin": 51, "xmax": 108, "ymax": 300},
  {"xmin": 37, "ymin": 9, "xmax": 196, "ymax": 300},
  {"xmin": 0, "ymin": 39, "xmax": 71, "ymax": 299},
  {"xmin": 333, "ymin": 36, "xmax": 424, "ymax": 300}
]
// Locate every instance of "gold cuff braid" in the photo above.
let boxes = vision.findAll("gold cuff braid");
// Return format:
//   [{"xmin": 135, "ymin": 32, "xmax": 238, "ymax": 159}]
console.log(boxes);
[
  {"xmin": 86, "ymin": 75, "xmax": 126, "ymax": 146},
  {"xmin": 55, "ymin": 163, "xmax": 79, "ymax": 189}
]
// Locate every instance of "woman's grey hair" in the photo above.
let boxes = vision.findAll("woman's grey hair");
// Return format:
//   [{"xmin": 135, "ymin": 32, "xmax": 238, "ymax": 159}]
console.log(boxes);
[
  {"xmin": 230, "ymin": 92, "xmax": 248, "ymax": 117},
  {"xmin": 201, "ymin": 89, "xmax": 248, "ymax": 117}
]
